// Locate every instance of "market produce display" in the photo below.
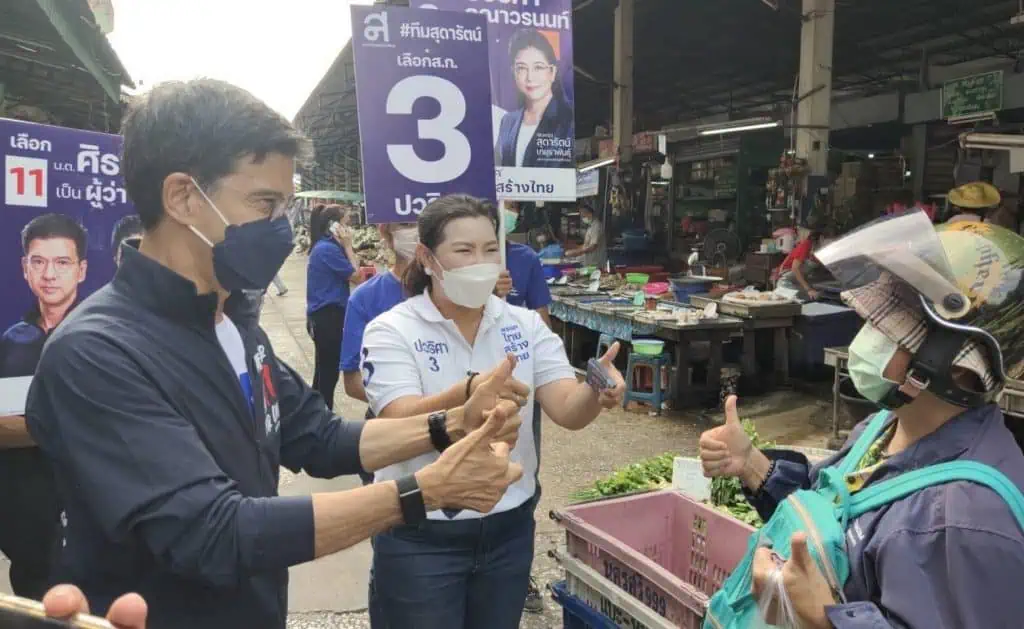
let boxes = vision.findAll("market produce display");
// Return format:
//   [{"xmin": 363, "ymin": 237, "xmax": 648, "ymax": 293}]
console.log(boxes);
[
  {"xmin": 569, "ymin": 420, "xmax": 774, "ymax": 527},
  {"xmin": 351, "ymin": 225, "xmax": 393, "ymax": 267},
  {"xmin": 569, "ymin": 453, "xmax": 675, "ymax": 502}
]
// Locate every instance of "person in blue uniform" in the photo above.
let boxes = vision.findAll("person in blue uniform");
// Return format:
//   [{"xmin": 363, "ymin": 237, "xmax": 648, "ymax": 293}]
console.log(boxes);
[
  {"xmin": 306, "ymin": 204, "xmax": 361, "ymax": 410},
  {"xmin": 0, "ymin": 213, "xmax": 88, "ymax": 599},
  {"xmin": 494, "ymin": 202, "xmax": 552, "ymax": 327}
]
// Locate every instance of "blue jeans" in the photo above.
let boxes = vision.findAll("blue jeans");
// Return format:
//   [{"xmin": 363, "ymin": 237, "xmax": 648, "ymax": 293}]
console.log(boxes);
[{"xmin": 369, "ymin": 498, "xmax": 535, "ymax": 629}]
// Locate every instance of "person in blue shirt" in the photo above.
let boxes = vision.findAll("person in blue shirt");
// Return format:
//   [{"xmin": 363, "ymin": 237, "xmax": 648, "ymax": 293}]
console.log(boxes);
[
  {"xmin": 535, "ymin": 225, "xmax": 564, "ymax": 260},
  {"xmin": 340, "ymin": 222, "xmax": 416, "ymax": 407},
  {"xmin": 494, "ymin": 202, "xmax": 552, "ymax": 327},
  {"xmin": 306, "ymin": 204, "xmax": 361, "ymax": 410}
]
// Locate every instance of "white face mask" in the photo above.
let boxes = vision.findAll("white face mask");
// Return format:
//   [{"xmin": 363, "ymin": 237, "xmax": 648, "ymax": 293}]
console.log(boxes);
[
  {"xmin": 391, "ymin": 228, "xmax": 419, "ymax": 260},
  {"xmin": 848, "ymin": 323, "xmax": 901, "ymax": 403},
  {"xmin": 430, "ymin": 260, "xmax": 501, "ymax": 309}
]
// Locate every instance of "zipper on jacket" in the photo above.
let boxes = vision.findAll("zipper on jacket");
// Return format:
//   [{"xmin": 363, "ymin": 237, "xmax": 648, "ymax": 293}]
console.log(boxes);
[{"xmin": 788, "ymin": 495, "xmax": 846, "ymax": 603}]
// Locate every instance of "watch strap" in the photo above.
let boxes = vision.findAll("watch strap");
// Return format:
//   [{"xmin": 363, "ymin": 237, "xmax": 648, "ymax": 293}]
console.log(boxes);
[
  {"xmin": 428, "ymin": 411, "xmax": 452, "ymax": 452},
  {"xmin": 396, "ymin": 474, "xmax": 427, "ymax": 524},
  {"xmin": 465, "ymin": 371, "xmax": 479, "ymax": 402}
]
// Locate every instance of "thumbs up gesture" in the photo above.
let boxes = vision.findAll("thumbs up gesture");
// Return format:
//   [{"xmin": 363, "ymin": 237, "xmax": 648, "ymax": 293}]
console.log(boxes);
[
  {"xmin": 751, "ymin": 533, "xmax": 835, "ymax": 629},
  {"xmin": 698, "ymin": 395, "xmax": 753, "ymax": 478},
  {"xmin": 418, "ymin": 403, "xmax": 525, "ymax": 514}
]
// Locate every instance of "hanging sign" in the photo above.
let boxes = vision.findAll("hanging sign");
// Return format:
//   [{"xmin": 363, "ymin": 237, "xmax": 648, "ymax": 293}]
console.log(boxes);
[
  {"xmin": 413, "ymin": 0, "xmax": 577, "ymax": 202},
  {"xmin": 1, "ymin": 117, "xmax": 133, "ymax": 389},
  {"xmin": 351, "ymin": 5, "xmax": 496, "ymax": 224}
]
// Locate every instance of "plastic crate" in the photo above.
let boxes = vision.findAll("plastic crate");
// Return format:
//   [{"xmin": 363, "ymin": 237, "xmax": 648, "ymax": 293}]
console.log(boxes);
[
  {"xmin": 551, "ymin": 580, "xmax": 619, "ymax": 629},
  {"xmin": 559, "ymin": 549, "xmax": 678, "ymax": 629},
  {"xmin": 551, "ymin": 490, "xmax": 755, "ymax": 627}
]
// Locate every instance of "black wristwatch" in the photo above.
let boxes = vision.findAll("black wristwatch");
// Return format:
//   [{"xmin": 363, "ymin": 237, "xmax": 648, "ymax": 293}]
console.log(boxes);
[
  {"xmin": 396, "ymin": 474, "xmax": 427, "ymax": 524},
  {"xmin": 428, "ymin": 410, "xmax": 452, "ymax": 452}
]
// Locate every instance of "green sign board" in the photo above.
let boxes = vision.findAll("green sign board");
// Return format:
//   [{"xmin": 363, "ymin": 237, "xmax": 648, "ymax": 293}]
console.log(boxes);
[{"xmin": 942, "ymin": 71, "xmax": 1003, "ymax": 119}]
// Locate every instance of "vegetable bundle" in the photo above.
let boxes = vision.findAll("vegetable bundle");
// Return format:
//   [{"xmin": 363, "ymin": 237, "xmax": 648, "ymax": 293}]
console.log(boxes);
[
  {"xmin": 569, "ymin": 420, "xmax": 775, "ymax": 528},
  {"xmin": 569, "ymin": 453, "xmax": 675, "ymax": 502}
]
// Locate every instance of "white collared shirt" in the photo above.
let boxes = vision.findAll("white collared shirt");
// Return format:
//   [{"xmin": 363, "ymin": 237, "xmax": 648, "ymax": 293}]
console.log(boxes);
[{"xmin": 361, "ymin": 291, "xmax": 576, "ymax": 520}]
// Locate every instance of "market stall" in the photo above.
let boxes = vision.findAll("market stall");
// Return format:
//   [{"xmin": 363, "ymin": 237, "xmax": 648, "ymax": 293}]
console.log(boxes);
[
  {"xmin": 690, "ymin": 292, "xmax": 797, "ymax": 384},
  {"xmin": 549, "ymin": 281, "xmax": 746, "ymax": 408}
]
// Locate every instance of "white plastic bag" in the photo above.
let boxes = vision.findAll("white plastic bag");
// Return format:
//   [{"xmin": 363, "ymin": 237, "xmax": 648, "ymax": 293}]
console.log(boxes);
[{"xmin": 752, "ymin": 535, "xmax": 800, "ymax": 629}]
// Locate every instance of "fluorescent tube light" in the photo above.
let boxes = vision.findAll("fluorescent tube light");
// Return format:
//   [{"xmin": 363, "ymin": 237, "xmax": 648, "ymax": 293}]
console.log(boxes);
[{"xmin": 698, "ymin": 121, "xmax": 780, "ymax": 136}]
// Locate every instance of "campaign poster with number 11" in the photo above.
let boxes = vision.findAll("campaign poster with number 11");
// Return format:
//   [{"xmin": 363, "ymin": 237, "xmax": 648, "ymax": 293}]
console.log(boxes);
[{"xmin": 351, "ymin": 5, "xmax": 496, "ymax": 224}]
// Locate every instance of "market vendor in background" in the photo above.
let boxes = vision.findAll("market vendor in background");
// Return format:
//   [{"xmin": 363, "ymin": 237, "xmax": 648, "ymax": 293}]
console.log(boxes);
[
  {"xmin": 494, "ymin": 201, "xmax": 552, "ymax": 327},
  {"xmin": 306, "ymin": 203, "xmax": 362, "ymax": 410},
  {"xmin": 773, "ymin": 226, "xmax": 834, "ymax": 300},
  {"xmin": 534, "ymin": 224, "xmax": 564, "ymax": 259},
  {"xmin": 564, "ymin": 203, "xmax": 606, "ymax": 269},
  {"xmin": 946, "ymin": 181, "xmax": 1000, "ymax": 224}
]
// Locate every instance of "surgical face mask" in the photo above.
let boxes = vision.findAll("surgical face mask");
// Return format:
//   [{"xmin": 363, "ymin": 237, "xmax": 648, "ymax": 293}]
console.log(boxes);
[
  {"xmin": 581, "ymin": 217, "xmax": 592, "ymax": 226},
  {"xmin": 430, "ymin": 258, "xmax": 501, "ymax": 309},
  {"xmin": 391, "ymin": 228, "xmax": 419, "ymax": 260},
  {"xmin": 189, "ymin": 178, "xmax": 294, "ymax": 292},
  {"xmin": 848, "ymin": 323, "xmax": 901, "ymax": 403},
  {"xmin": 503, "ymin": 209, "xmax": 519, "ymax": 234},
  {"xmin": 536, "ymin": 235, "xmax": 548, "ymax": 246}
]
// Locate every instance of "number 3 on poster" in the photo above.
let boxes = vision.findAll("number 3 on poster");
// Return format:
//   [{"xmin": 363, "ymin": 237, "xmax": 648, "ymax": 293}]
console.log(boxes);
[{"xmin": 386, "ymin": 75, "xmax": 471, "ymax": 185}]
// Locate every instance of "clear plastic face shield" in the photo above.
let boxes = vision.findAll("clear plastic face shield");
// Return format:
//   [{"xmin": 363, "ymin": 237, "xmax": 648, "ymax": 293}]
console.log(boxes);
[{"xmin": 815, "ymin": 209, "xmax": 971, "ymax": 320}]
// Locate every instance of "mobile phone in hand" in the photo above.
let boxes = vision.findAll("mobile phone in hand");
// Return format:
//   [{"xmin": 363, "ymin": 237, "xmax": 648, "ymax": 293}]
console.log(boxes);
[
  {"xmin": 0, "ymin": 593, "xmax": 114, "ymax": 629},
  {"xmin": 586, "ymin": 358, "xmax": 615, "ymax": 392}
]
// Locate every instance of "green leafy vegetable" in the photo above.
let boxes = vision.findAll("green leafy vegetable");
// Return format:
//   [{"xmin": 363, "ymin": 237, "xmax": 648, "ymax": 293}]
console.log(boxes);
[
  {"xmin": 570, "ymin": 453, "xmax": 675, "ymax": 503},
  {"xmin": 568, "ymin": 419, "xmax": 775, "ymax": 529}
]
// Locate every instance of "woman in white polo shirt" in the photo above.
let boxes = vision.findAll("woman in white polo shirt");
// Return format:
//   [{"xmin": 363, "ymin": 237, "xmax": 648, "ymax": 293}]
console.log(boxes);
[{"xmin": 361, "ymin": 194, "xmax": 625, "ymax": 629}]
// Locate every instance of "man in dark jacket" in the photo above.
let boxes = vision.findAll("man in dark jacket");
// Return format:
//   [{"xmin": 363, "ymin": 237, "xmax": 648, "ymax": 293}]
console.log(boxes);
[{"xmin": 25, "ymin": 79, "xmax": 524, "ymax": 629}]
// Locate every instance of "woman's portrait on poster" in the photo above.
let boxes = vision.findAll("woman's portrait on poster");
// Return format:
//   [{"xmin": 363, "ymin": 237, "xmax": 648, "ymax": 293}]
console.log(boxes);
[{"xmin": 495, "ymin": 28, "xmax": 575, "ymax": 169}]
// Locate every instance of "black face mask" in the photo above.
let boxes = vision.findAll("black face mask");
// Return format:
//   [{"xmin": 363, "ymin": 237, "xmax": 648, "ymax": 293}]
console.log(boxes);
[{"xmin": 190, "ymin": 179, "xmax": 294, "ymax": 292}]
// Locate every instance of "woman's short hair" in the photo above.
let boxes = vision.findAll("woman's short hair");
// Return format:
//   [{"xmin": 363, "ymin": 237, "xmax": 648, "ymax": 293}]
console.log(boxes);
[{"xmin": 403, "ymin": 194, "xmax": 497, "ymax": 296}]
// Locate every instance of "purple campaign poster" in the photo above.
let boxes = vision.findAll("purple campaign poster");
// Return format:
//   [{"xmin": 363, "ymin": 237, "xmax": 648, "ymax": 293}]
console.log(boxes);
[
  {"xmin": 351, "ymin": 5, "xmax": 496, "ymax": 224},
  {"xmin": 414, "ymin": 0, "xmax": 577, "ymax": 202},
  {"xmin": 1, "ymin": 118, "xmax": 133, "ymax": 390}
]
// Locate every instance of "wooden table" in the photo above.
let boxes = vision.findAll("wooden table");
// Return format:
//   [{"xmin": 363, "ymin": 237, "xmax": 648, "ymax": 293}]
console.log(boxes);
[
  {"xmin": 650, "ymin": 317, "xmax": 744, "ymax": 406},
  {"xmin": 550, "ymin": 295, "xmax": 744, "ymax": 407},
  {"xmin": 690, "ymin": 294, "xmax": 796, "ymax": 383}
]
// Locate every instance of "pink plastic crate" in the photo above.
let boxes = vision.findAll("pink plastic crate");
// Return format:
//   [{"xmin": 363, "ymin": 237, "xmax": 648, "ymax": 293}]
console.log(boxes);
[{"xmin": 552, "ymin": 490, "xmax": 755, "ymax": 628}]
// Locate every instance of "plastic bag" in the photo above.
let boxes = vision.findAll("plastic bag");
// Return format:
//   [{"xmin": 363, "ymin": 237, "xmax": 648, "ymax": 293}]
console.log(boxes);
[{"xmin": 752, "ymin": 536, "xmax": 800, "ymax": 629}]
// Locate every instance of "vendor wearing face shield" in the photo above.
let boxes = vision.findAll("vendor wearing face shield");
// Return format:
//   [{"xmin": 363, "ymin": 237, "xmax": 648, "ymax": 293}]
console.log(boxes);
[
  {"xmin": 361, "ymin": 194, "xmax": 626, "ymax": 629},
  {"xmin": 699, "ymin": 209, "xmax": 1024, "ymax": 629}
]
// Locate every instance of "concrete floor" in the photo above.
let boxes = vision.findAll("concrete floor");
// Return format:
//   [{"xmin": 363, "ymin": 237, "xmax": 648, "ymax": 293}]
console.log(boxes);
[{"xmin": 2, "ymin": 253, "xmax": 834, "ymax": 628}]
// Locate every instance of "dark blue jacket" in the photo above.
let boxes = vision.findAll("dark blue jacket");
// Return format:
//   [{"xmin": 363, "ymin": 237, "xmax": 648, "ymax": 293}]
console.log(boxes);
[
  {"xmin": 25, "ymin": 246, "xmax": 365, "ymax": 629},
  {"xmin": 495, "ymin": 93, "xmax": 575, "ymax": 169},
  {"xmin": 748, "ymin": 405, "xmax": 1024, "ymax": 628}
]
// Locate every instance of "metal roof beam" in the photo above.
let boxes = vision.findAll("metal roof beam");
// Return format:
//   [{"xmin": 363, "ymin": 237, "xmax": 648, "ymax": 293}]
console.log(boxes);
[{"xmin": 32, "ymin": 0, "xmax": 120, "ymax": 103}]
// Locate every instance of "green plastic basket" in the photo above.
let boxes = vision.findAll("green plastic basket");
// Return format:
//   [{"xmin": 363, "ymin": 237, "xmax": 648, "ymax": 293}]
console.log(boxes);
[
  {"xmin": 625, "ymin": 272, "xmax": 650, "ymax": 285},
  {"xmin": 632, "ymin": 339, "xmax": 665, "ymax": 356}
]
